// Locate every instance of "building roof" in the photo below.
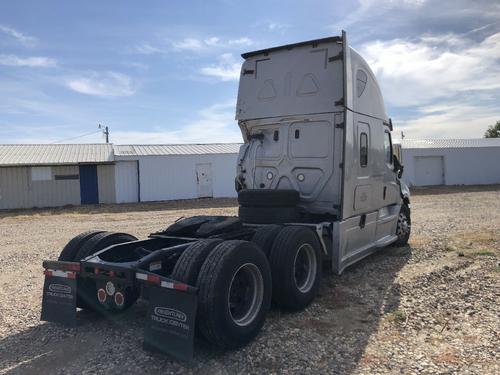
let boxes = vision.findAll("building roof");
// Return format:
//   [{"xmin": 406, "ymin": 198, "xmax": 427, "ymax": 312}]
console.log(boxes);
[
  {"xmin": 399, "ymin": 138, "xmax": 500, "ymax": 149},
  {"xmin": 0, "ymin": 143, "xmax": 242, "ymax": 166},
  {"xmin": 114, "ymin": 143, "xmax": 241, "ymax": 156},
  {"xmin": 0, "ymin": 144, "xmax": 114, "ymax": 166}
]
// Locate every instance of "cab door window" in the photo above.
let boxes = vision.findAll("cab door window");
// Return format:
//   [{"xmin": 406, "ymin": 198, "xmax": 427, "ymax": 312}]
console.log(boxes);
[
  {"xmin": 384, "ymin": 131, "xmax": 393, "ymax": 164},
  {"xmin": 360, "ymin": 132, "xmax": 368, "ymax": 167}
]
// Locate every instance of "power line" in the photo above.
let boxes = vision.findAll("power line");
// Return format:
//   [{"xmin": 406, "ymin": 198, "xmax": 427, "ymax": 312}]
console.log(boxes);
[{"xmin": 50, "ymin": 130, "xmax": 102, "ymax": 144}]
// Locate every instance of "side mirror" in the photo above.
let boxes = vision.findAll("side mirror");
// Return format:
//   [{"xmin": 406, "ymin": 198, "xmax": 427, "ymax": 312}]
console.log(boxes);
[{"xmin": 393, "ymin": 155, "xmax": 404, "ymax": 179}]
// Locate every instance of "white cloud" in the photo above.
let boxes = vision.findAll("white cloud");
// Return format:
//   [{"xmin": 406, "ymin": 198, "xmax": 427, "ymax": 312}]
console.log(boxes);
[
  {"xmin": 172, "ymin": 37, "xmax": 204, "ymax": 51},
  {"xmin": 204, "ymin": 37, "xmax": 220, "ymax": 46},
  {"xmin": 171, "ymin": 36, "xmax": 253, "ymax": 52},
  {"xmin": 66, "ymin": 71, "xmax": 136, "ymax": 97},
  {"xmin": 395, "ymin": 102, "xmax": 500, "ymax": 138},
  {"xmin": 0, "ymin": 54, "xmax": 56, "ymax": 67},
  {"xmin": 360, "ymin": 32, "xmax": 500, "ymax": 107},
  {"xmin": 0, "ymin": 24, "xmax": 36, "ymax": 46},
  {"xmin": 135, "ymin": 43, "xmax": 163, "ymax": 55},
  {"xmin": 200, "ymin": 53, "xmax": 241, "ymax": 81},
  {"xmin": 113, "ymin": 101, "xmax": 242, "ymax": 144},
  {"xmin": 333, "ymin": 0, "xmax": 428, "ymax": 30},
  {"xmin": 136, "ymin": 36, "xmax": 254, "ymax": 55},
  {"xmin": 228, "ymin": 37, "xmax": 253, "ymax": 46},
  {"xmin": 267, "ymin": 22, "xmax": 289, "ymax": 32}
]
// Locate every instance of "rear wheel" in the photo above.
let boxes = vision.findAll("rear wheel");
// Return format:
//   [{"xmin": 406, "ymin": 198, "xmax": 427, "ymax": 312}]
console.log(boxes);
[
  {"xmin": 269, "ymin": 226, "xmax": 322, "ymax": 311},
  {"xmin": 74, "ymin": 232, "xmax": 137, "ymax": 261},
  {"xmin": 58, "ymin": 230, "xmax": 105, "ymax": 261},
  {"xmin": 251, "ymin": 225, "xmax": 282, "ymax": 257},
  {"xmin": 196, "ymin": 240, "xmax": 271, "ymax": 349},
  {"xmin": 170, "ymin": 239, "xmax": 223, "ymax": 285},
  {"xmin": 394, "ymin": 205, "xmax": 411, "ymax": 246}
]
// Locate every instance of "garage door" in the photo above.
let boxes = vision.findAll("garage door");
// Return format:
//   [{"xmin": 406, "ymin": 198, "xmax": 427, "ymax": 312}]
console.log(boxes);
[{"xmin": 414, "ymin": 156, "xmax": 444, "ymax": 186}]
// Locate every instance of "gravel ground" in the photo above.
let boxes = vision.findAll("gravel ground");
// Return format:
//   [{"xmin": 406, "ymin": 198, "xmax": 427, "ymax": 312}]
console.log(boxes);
[{"xmin": 0, "ymin": 186, "xmax": 498, "ymax": 374}]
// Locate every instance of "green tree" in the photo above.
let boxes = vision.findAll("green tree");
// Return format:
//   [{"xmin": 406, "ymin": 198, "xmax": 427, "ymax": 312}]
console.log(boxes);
[{"xmin": 484, "ymin": 121, "xmax": 500, "ymax": 138}]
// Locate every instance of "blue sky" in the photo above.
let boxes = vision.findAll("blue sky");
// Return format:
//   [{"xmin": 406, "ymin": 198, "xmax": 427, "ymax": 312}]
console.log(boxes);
[{"xmin": 1, "ymin": 0, "xmax": 499, "ymax": 144}]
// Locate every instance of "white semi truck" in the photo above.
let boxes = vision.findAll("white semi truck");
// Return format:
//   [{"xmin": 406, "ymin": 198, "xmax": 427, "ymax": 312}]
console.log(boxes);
[{"xmin": 40, "ymin": 31, "xmax": 410, "ymax": 361}]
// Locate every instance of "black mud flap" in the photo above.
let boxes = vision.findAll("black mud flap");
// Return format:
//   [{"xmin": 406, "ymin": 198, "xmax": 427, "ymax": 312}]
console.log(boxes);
[
  {"xmin": 40, "ymin": 273, "xmax": 77, "ymax": 327},
  {"xmin": 143, "ymin": 282, "xmax": 198, "ymax": 361}
]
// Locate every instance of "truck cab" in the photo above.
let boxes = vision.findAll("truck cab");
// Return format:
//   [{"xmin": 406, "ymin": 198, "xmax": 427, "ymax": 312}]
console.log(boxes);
[{"xmin": 235, "ymin": 31, "xmax": 410, "ymax": 273}]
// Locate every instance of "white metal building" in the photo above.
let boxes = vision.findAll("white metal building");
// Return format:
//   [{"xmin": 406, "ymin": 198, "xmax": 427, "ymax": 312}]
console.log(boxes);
[
  {"xmin": 114, "ymin": 144, "xmax": 240, "ymax": 203},
  {"xmin": 0, "ymin": 144, "xmax": 115, "ymax": 209},
  {"xmin": 0, "ymin": 143, "xmax": 240, "ymax": 210},
  {"xmin": 399, "ymin": 138, "xmax": 500, "ymax": 187},
  {"xmin": 3, "ymin": 138, "xmax": 498, "ymax": 209}
]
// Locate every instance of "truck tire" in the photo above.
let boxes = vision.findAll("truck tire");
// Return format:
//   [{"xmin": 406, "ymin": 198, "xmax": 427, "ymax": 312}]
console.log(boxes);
[
  {"xmin": 394, "ymin": 204, "xmax": 411, "ymax": 246},
  {"xmin": 74, "ymin": 232, "xmax": 138, "ymax": 261},
  {"xmin": 269, "ymin": 226, "xmax": 322, "ymax": 311},
  {"xmin": 238, "ymin": 189, "xmax": 300, "ymax": 207},
  {"xmin": 58, "ymin": 230, "xmax": 105, "ymax": 261},
  {"xmin": 251, "ymin": 225, "xmax": 282, "ymax": 257},
  {"xmin": 170, "ymin": 239, "xmax": 223, "ymax": 285},
  {"xmin": 196, "ymin": 240, "xmax": 272, "ymax": 349},
  {"xmin": 238, "ymin": 206, "xmax": 298, "ymax": 224}
]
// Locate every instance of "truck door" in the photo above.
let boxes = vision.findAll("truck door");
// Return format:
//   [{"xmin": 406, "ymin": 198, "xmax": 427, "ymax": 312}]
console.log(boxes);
[{"xmin": 353, "ymin": 122, "xmax": 372, "ymax": 212}]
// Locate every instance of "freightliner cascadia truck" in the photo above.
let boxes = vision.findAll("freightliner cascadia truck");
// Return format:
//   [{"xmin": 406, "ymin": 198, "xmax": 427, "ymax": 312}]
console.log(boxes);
[{"xmin": 41, "ymin": 31, "xmax": 411, "ymax": 361}]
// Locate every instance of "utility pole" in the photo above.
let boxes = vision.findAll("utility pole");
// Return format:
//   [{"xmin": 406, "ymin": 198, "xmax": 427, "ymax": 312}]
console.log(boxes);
[
  {"xmin": 401, "ymin": 131, "xmax": 405, "ymax": 140},
  {"xmin": 98, "ymin": 124, "xmax": 110, "ymax": 143}
]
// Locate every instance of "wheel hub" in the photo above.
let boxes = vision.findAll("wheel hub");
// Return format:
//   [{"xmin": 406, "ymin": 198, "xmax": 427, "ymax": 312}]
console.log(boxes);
[
  {"xmin": 293, "ymin": 243, "xmax": 317, "ymax": 293},
  {"xmin": 228, "ymin": 263, "xmax": 264, "ymax": 327},
  {"xmin": 397, "ymin": 213, "xmax": 410, "ymax": 238}
]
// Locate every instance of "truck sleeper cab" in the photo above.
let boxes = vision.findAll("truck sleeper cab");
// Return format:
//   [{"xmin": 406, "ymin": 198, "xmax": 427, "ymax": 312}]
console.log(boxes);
[{"xmin": 40, "ymin": 32, "xmax": 411, "ymax": 361}]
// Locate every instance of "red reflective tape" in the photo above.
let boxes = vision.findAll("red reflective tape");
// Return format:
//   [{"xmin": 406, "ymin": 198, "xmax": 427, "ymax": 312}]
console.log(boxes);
[
  {"xmin": 67, "ymin": 271, "xmax": 76, "ymax": 279},
  {"xmin": 43, "ymin": 270, "xmax": 53, "ymax": 277},
  {"xmin": 173, "ymin": 283, "xmax": 189, "ymax": 292},
  {"xmin": 66, "ymin": 263, "xmax": 80, "ymax": 272},
  {"xmin": 147, "ymin": 275, "xmax": 160, "ymax": 285}
]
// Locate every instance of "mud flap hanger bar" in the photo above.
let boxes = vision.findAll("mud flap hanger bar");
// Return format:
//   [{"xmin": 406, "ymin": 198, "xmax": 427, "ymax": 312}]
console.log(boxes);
[
  {"xmin": 43, "ymin": 260, "xmax": 81, "ymax": 273},
  {"xmin": 137, "ymin": 270, "xmax": 198, "ymax": 362}
]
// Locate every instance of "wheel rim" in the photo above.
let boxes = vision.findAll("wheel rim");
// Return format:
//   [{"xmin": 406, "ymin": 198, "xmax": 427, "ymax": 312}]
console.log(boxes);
[
  {"xmin": 228, "ymin": 263, "xmax": 264, "ymax": 327},
  {"xmin": 397, "ymin": 212, "xmax": 410, "ymax": 239},
  {"xmin": 293, "ymin": 243, "xmax": 317, "ymax": 293}
]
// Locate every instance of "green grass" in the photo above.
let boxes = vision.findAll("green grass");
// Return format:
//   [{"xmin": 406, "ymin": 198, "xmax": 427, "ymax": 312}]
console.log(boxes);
[
  {"xmin": 473, "ymin": 250, "xmax": 496, "ymax": 257},
  {"xmin": 388, "ymin": 309, "xmax": 407, "ymax": 324}
]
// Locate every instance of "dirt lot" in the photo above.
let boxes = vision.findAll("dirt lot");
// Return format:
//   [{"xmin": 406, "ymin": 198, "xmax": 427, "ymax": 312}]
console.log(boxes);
[{"xmin": 0, "ymin": 186, "xmax": 498, "ymax": 374}]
